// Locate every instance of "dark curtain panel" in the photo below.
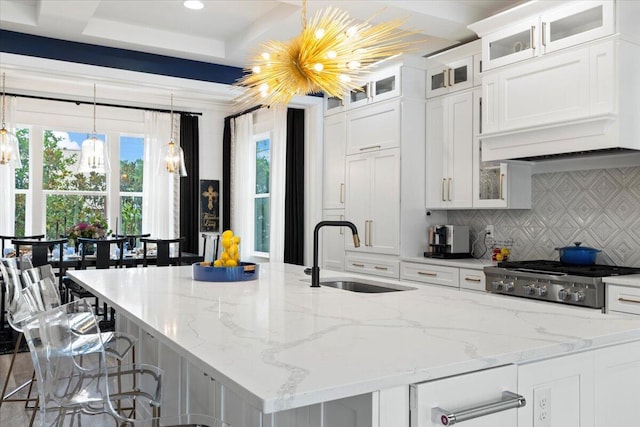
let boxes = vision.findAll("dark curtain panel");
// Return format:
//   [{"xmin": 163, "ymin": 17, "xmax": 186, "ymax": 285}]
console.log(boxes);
[
  {"xmin": 284, "ymin": 108, "xmax": 305, "ymax": 265},
  {"xmin": 222, "ymin": 117, "xmax": 232, "ymax": 231},
  {"xmin": 179, "ymin": 114, "xmax": 199, "ymax": 254}
]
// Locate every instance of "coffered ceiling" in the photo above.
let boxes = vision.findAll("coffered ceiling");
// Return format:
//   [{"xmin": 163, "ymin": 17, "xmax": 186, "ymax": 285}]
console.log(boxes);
[{"xmin": 1, "ymin": 0, "xmax": 524, "ymax": 69}]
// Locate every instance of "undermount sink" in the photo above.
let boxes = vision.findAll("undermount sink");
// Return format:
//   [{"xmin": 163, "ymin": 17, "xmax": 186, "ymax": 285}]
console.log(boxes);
[{"xmin": 319, "ymin": 278, "xmax": 415, "ymax": 293}]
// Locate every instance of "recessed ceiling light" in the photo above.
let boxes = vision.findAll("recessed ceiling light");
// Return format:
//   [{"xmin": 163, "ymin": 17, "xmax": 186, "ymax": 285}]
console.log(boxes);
[{"xmin": 184, "ymin": 1, "xmax": 204, "ymax": 10}]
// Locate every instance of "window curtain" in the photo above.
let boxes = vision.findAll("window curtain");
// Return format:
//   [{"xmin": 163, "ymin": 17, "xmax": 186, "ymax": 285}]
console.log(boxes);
[
  {"xmin": 142, "ymin": 111, "xmax": 178, "ymax": 238},
  {"xmin": 222, "ymin": 117, "xmax": 232, "ymax": 232},
  {"xmin": 179, "ymin": 114, "xmax": 199, "ymax": 254},
  {"xmin": 269, "ymin": 107, "xmax": 288, "ymax": 262},
  {"xmin": 230, "ymin": 113, "xmax": 254, "ymax": 260},
  {"xmin": 0, "ymin": 96, "xmax": 16, "ymax": 236},
  {"xmin": 284, "ymin": 108, "xmax": 305, "ymax": 265}
]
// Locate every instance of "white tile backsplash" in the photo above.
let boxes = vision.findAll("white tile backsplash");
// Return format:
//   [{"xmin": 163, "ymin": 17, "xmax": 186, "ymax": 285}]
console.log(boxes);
[{"xmin": 449, "ymin": 166, "xmax": 640, "ymax": 267}]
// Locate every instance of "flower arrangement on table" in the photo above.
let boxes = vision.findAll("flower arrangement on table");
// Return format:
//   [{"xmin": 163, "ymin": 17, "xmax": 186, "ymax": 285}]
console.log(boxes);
[{"xmin": 66, "ymin": 217, "xmax": 109, "ymax": 249}]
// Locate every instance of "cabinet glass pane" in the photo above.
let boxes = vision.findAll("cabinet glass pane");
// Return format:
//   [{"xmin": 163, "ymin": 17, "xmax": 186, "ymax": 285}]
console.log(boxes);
[
  {"xmin": 375, "ymin": 76, "xmax": 395, "ymax": 96},
  {"xmin": 350, "ymin": 85, "xmax": 368, "ymax": 103},
  {"xmin": 489, "ymin": 29, "xmax": 531, "ymax": 60},
  {"xmin": 452, "ymin": 66, "xmax": 468, "ymax": 85},
  {"xmin": 478, "ymin": 165, "xmax": 501, "ymax": 200},
  {"xmin": 327, "ymin": 96, "xmax": 343, "ymax": 110},
  {"xmin": 549, "ymin": 6, "xmax": 603, "ymax": 43},
  {"xmin": 431, "ymin": 72, "xmax": 445, "ymax": 90}
]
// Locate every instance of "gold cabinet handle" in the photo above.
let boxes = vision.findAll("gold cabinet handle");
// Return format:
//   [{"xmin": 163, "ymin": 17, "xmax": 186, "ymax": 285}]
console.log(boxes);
[
  {"xmin": 499, "ymin": 173, "xmax": 505, "ymax": 200},
  {"xmin": 367, "ymin": 220, "xmax": 373, "ymax": 247},
  {"xmin": 619, "ymin": 297, "xmax": 640, "ymax": 304},
  {"xmin": 339, "ymin": 183, "xmax": 345, "ymax": 204},
  {"xmin": 374, "ymin": 266, "xmax": 388, "ymax": 271},
  {"xmin": 448, "ymin": 177, "xmax": 452, "ymax": 201},
  {"xmin": 448, "ymin": 68, "xmax": 453, "ymax": 87},
  {"xmin": 418, "ymin": 271, "xmax": 438, "ymax": 277},
  {"xmin": 542, "ymin": 22, "xmax": 547, "ymax": 46},
  {"xmin": 443, "ymin": 68, "xmax": 448, "ymax": 87},
  {"xmin": 352, "ymin": 263, "xmax": 365, "ymax": 268},
  {"xmin": 442, "ymin": 178, "xmax": 447, "ymax": 202},
  {"xmin": 530, "ymin": 25, "xmax": 536, "ymax": 50},
  {"xmin": 360, "ymin": 145, "xmax": 381, "ymax": 151},
  {"xmin": 464, "ymin": 276, "xmax": 482, "ymax": 283},
  {"xmin": 366, "ymin": 82, "xmax": 372, "ymax": 100}
]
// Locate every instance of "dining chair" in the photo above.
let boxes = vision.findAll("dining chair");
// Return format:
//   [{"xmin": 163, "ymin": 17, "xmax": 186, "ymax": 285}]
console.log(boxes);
[
  {"xmin": 11, "ymin": 237, "xmax": 67, "ymax": 268},
  {"xmin": 140, "ymin": 237, "xmax": 184, "ymax": 267},
  {"xmin": 20, "ymin": 299, "xmax": 163, "ymax": 426},
  {"xmin": 0, "ymin": 234, "xmax": 44, "ymax": 257},
  {"xmin": 113, "ymin": 233, "xmax": 151, "ymax": 252}
]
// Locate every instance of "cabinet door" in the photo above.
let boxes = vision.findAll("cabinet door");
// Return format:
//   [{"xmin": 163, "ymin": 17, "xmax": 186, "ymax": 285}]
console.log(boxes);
[
  {"xmin": 426, "ymin": 57, "xmax": 473, "ymax": 98},
  {"xmin": 542, "ymin": 1, "xmax": 613, "ymax": 54},
  {"xmin": 345, "ymin": 154, "xmax": 371, "ymax": 251},
  {"xmin": 324, "ymin": 95, "xmax": 345, "ymax": 116},
  {"xmin": 517, "ymin": 351, "xmax": 594, "ymax": 427},
  {"xmin": 321, "ymin": 210, "xmax": 345, "ymax": 271},
  {"xmin": 446, "ymin": 90, "xmax": 473, "ymax": 208},
  {"xmin": 425, "ymin": 98, "xmax": 447, "ymax": 208},
  {"xmin": 349, "ymin": 81, "xmax": 371, "ymax": 109},
  {"xmin": 594, "ymin": 341, "xmax": 640, "ymax": 427},
  {"xmin": 369, "ymin": 149, "xmax": 400, "ymax": 254},
  {"xmin": 371, "ymin": 67, "xmax": 401, "ymax": 103},
  {"xmin": 411, "ymin": 365, "xmax": 519, "ymax": 427},
  {"xmin": 346, "ymin": 100, "xmax": 400, "ymax": 155},
  {"xmin": 426, "ymin": 67, "xmax": 449, "ymax": 98},
  {"xmin": 323, "ymin": 114, "xmax": 346, "ymax": 209},
  {"xmin": 483, "ymin": 17, "xmax": 538, "ymax": 70}
]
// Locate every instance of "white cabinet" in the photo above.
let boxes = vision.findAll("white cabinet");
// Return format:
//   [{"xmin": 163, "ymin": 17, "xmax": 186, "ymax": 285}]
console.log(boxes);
[
  {"xmin": 426, "ymin": 56, "xmax": 473, "ymax": 98},
  {"xmin": 410, "ymin": 365, "xmax": 520, "ymax": 427},
  {"xmin": 345, "ymin": 254, "xmax": 400, "ymax": 279},
  {"xmin": 324, "ymin": 95, "xmax": 345, "ymax": 116},
  {"xmin": 480, "ymin": 1, "xmax": 614, "ymax": 71},
  {"xmin": 323, "ymin": 114, "xmax": 346, "ymax": 209},
  {"xmin": 606, "ymin": 283, "xmax": 640, "ymax": 316},
  {"xmin": 400, "ymin": 262, "xmax": 459, "ymax": 289},
  {"xmin": 459, "ymin": 268, "xmax": 486, "ymax": 292},
  {"xmin": 321, "ymin": 210, "xmax": 345, "ymax": 272},
  {"xmin": 594, "ymin": 341, "xmax": 640, "ymax": 427},
  {"xmin": 346, "ymin": 99, "xmax": 400, "ymax": 155},
  {"xmin": 345, "ymin": 148, "xmax": 400, "ymax": 255},
  {"xmin": 348, "ymin": 66, "xmax": 402, "ymax": 109},
  {"xmin": 517, "ymin": 351, "xmax": 594, "ymax": 427},
  {"xmin": 425, "ymin": 90, "xmax": 473, "ymax": 209},
  {"xmin": 472, "ymin": 90, "xmax": 531, "ymax": 209}
]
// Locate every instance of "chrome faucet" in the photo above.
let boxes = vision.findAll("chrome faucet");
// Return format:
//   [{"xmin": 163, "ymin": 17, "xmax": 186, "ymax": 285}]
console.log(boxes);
[{"xmin": 306, "ymin": 220, "xmax": 360, "ymax": 288}]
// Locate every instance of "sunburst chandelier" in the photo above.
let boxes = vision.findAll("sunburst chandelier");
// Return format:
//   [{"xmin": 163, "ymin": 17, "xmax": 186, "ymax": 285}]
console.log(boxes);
[{"xmin": 236, "ymin": 0, "xmax": 414, "ymax": 107}]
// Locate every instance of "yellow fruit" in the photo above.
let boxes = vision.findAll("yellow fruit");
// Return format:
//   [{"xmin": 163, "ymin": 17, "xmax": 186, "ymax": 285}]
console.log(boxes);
[
  {"xmin": 222, "ymin": 230, "xmax": 234, "ymax": 239},
  {"xmin": 225, "ymin": 259, "xmax": 238, "ymax": 267},
  {"xmin": 221, "ymin": 237, "xmax": 233, "ymax": 249},
  {"xmin": 227, "ymin": 243, "xmax": 238, "ymax": 258},
  {"xmin": 221, "ymin": 251, "xmax": 230, "ymax": 261},
  {"xmin": 495, "ymin": 253, "xmax": 504, "ymax": 262},
  {"xmin": 233, "ymin": 236, "xmax": 240, "ymax": 245},
  {"xmin": 501, "ymin": 247, "xmax": 510, "ymax": 256},
  {"xmin": 213, "ymin": 259, "xmax": 223, "ymax": 267}
]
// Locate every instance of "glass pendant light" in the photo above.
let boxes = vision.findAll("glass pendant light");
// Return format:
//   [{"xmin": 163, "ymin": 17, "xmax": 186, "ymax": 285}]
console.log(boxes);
[
  {"xmin": 0, "ymin": 73, "xmax": 21, "ymax": 168},
  {"xmin": 157, "ymin": 94, "xmax": 187, "ymax": 177},
  {"xmin": 77, "ymin": 84, "xmax": 109, "ymax": 174}
]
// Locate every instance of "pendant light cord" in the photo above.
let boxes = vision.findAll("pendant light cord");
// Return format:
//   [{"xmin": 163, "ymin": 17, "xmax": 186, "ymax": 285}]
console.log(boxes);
[
  {"xmin": 301, "ymin": 0, "xmax": 307, "ymax": 29},
  {"xmin": 170, "ymin": 94, "xmax": 174, "ymax": 143},
  {"xmin": 92, "ymin": 83, "xmax": 97, "ymax": 136},
  {"xmin": 1, "ymin": 73, "xmax": 6, "ymax": 129}
]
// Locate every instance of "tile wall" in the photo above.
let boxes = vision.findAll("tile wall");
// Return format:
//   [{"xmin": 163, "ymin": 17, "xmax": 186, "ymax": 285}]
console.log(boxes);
[{"xmin": 449, "ymin": 166, "xmax": 640, "ymax": 266}]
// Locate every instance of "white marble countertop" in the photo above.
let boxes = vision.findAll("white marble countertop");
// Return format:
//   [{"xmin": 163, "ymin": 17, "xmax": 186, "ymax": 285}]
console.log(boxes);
[
  {"xmin": 68, "ymin": 263, "xmax": 640, "ymax": 414},
  {"xmin": 401, "ymin": 256, "xmax": 493, "ymax": 269},
  {"xmin": 604, "ymin": 274, "xmax": 640, "ymax": 287}
]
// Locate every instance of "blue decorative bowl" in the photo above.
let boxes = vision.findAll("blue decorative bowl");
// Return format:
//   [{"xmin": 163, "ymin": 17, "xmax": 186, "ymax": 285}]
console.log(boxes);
[{"xmin": 192, "ymin": 262, "xmax": 259, "ymax": 282}]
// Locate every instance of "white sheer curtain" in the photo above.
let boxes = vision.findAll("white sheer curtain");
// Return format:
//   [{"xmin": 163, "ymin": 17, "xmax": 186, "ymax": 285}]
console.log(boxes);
[
  {"xmin": 230, "ymin": 113, "xmax": 254, "ymax": 260},
  {"xmin": 269, "ymin": 107, "xmax": 287, "ymax": 262},
  {"xmin": 142, "ymin": 111, "xmax": 178, "ymax": 238},
  {"xmin": 0, "ymin": 96, "xmax": 17, "ymax": 236}
]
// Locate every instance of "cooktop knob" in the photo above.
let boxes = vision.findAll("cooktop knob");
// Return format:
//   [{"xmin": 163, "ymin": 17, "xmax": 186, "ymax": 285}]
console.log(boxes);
[
  {"xmin": 558, "ymin": 289, "xmax": 571, "ymax": 300},
  {"xmin": 523, "ymin": 284, "xmax": 535, "ymax": 295},
  {"xmin": 535, "ymin": 286, "xmax": 548, "ymax": 297},
  {"xmin": 573, "ymin": 291, "xmax": 585, "ymax": 302},
  {"xmin": 492, "ymin": 280, "xmax": 504, "ymax": 291},
  {"xmin": 504, "ymin": 282, "xmax": 515, "ymax": 292}
]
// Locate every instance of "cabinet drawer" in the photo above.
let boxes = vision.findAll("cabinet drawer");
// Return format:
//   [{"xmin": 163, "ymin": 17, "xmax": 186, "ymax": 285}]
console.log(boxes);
[
  {"xmin": 345, "ymin": 256, "xmax": 399, "ymax": 279},
  {"xmin": 410, "ymin": 365, "xmax": 518, "ymax": 427},
  {"xmin": 401, "ymin": 263, "xmax": 459, "ymax": 288},
  {"xmin": 607, "ymin": 284, "xmax": 640, "ymax": 316},
  {"xmin": 459, "ymin": 268, "xmax": 486, "ymax": 292},
  {"xmin": 346, "ymin": 99, "xmax": 400, "ymax": 155}
]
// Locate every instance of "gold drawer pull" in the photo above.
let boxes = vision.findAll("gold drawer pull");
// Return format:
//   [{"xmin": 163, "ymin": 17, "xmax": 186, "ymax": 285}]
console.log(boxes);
[
  {"xmin": 352, "ymin": 263, "xmax": 365, "ymax": 267},
  {"xmin": 418, "ymin": 271, "xmax": 437, "ymax": 277},
  {"xmin": 360, "ymin": 145, "xmax": 381, "ymax": 151},
  {"xmin": 619, "ymin": 297, "xmax": 640, "ymax": 305},
  {"xmin": 464, "ymin": 276, "xmax": 482, "ymax": 282},
  {"xmin": 374, "ymin": 266, "xmax": 388, "ymax": 271}
]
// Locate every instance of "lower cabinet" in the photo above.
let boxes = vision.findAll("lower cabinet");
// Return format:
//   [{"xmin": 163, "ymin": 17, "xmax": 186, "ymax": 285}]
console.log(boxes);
[
  {"xmin": 606, "ymin": 283, "xmax": 640, "ymax": 316},
  {"xmin": 459, "ymin": 268, "xmax": 486, "ymax": 292},
  {"xmin": 345, "ymin": 253, "xmax": 400, "ymax": 279},
  {"xmin": 401, "ymin": 262, "xmax": 459, "ymax": 288}
]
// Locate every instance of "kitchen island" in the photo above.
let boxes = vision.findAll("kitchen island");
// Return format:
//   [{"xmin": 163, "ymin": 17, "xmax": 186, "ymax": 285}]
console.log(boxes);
[{"xmin": 67, "ymin": 263, "xmax": 640, "ymax": 426}]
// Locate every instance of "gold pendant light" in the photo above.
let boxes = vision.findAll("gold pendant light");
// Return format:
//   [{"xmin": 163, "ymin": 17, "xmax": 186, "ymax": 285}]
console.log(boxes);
[
  {"xmin": 236, "ymin": 0, "xmax": 415, "ymax": 107},
  {"xmin": 0, "ymin": 73, "xmax": 21, "ymax": 168},
  {"xmin": 158, "ymin": 94, "xmax": 187, "ymax": 176},
  {"xmin": 77, "ymin": 84, "xmax": 110, "ymax": 174}
]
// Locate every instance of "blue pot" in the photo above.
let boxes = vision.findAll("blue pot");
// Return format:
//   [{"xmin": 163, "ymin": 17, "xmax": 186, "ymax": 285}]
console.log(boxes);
[{"xmin": 556, "ymin": 242, "xmax": 600, "ymax": 265}]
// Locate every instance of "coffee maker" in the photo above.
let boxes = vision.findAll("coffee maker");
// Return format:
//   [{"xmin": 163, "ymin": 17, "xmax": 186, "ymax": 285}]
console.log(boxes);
[{"xmin": 425, "ymin": 225, "xmax": 471, "ymax": 258}]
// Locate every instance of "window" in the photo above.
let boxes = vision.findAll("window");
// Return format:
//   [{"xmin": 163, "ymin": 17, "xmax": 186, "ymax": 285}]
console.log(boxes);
[
  {"xmin": 253, "ymin": 133, "xmax": 271, "ymax": 255},
  {"xmin": 119, "ymin": 136, "xmax": 144, "ymax": 235},
  {"xmin": 14, "ymin": 128, "xmax": 30, "ymax": 236}
]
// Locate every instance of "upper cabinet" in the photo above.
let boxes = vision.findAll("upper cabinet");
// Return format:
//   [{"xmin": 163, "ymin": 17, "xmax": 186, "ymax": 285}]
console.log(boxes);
[
  {"xmin": 345, "ymin": 99, "xmax": 400, "ymax": 155},
  {"xmin": 426, "ymin": 57, "xmax": 473, "ymax": 98},
  {"xmin": 479, "ymin": 1, "xmax": 615, "ymax": 71},
  {"xmin": 348, "ymin": 67, "xmax": 401, "ymax": 109},
  {"xmin": 324, "ymin": 95, "xmax": 345, "ymax": 116}
]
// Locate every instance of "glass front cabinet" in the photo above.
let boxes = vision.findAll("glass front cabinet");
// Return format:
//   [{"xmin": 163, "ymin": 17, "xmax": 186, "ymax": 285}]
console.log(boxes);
[{"xmin": 426, "ymin": 57, "xmax": 473, "ymax": 98}]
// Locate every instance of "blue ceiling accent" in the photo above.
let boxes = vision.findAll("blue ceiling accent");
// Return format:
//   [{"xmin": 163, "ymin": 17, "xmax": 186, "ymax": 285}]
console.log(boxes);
[{"xmin": 0, "ymin": 29, "xmax": 246, "ymax": 85}]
